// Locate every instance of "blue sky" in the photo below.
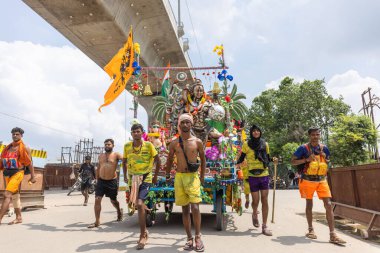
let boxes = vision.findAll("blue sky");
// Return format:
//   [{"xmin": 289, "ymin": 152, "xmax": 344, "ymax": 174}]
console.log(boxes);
[{"xmin": 1, "ymin": 0, "xmax": 380, "ymax": 165}]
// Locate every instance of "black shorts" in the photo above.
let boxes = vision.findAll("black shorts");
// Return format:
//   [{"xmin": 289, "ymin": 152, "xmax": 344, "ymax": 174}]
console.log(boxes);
[
  {"xmin": 95, "ymin": 178, "xmax": 118, "ymax": 201},
  {"xmin": 138, "ymin": 182, "xmax": 152, "ymax": 201}
]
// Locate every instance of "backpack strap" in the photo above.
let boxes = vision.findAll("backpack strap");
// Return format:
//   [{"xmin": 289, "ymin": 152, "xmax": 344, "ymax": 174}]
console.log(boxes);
[
  {"xmin": 178, "ymin": 137, "xmax": 189, "ymax": 171},
  {"xmin": 299, "ymin": 143, "xmax": 312, "ymax": 175},
  {"xmin": 304, "ymin": 143, "xmax": 312, "ymax": 157}
]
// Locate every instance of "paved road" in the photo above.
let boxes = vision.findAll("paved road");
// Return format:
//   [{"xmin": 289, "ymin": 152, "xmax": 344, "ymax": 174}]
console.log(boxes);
[{"xmin": 0, "ymin": 189, "xmax": 379, "ymax": 253}]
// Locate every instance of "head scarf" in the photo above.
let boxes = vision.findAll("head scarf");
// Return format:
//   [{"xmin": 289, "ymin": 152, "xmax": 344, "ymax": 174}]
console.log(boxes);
[
  {"xmin": 179, "ymin": 113, "xmax": 194, "ymax": 124},
  {"xmin": 247, "ymin": 124, "xmax": 270, "ymax": 168}
]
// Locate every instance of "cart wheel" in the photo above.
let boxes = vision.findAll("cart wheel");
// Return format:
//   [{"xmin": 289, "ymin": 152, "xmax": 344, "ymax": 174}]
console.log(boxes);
[
  {"xmin": 359, "ymin": 228, "xmax": 369, "ymax": 239},
  {"xmin": 216, "ymin": 193, "xmax": 227, "ymax": 231},
  {"xmin": 146, "ymin": 212, "xmax": 155, "ymax": 227}
]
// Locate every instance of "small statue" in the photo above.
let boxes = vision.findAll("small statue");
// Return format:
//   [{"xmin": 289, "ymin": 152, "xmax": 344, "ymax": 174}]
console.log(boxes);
[
  {"xmin": 184, "ymin": 80, "xmax": 211, "ymax": 143},
  {"xmin": 148, "ymin": 121, "xmax": 166, "ymax": 151}
]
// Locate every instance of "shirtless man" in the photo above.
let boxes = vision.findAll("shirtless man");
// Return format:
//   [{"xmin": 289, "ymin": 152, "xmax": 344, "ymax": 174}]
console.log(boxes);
[
  {"xmin": 166, "ymin": 114, "xmax": 206, "ymax": 252},
  {"xmin": 88, "ymin": 139, "xmax": 123, "ymax": 228}
]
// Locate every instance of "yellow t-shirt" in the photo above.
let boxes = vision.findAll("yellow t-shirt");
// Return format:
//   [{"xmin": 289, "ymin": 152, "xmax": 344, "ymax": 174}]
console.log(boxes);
[
  {"xmin": 241, "ymin": 142, "xmax": 270, "ymax": 177},
  {"xmin": 123, "ymin": 141, "xmax": 158, "ymax": 183}
]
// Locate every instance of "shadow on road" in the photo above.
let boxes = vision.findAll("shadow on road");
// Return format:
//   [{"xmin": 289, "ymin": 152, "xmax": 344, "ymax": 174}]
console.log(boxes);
[
  {"xmin": 22, "ymin": 210, "xmax": 263, "ymax": 236},
  {"xmin": 271, "ymin": 235, "xmax": 330, "ymax": 246}
]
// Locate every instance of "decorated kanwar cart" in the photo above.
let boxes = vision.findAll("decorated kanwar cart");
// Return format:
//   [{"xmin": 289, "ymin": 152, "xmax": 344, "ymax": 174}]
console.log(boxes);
[
  {"xmin": 132, "ymin": 45, "xmax": 249, "ymax": 231},
  {"xmin": 98, "ymin": 29, "xmax": 248, "ymax": 231}
]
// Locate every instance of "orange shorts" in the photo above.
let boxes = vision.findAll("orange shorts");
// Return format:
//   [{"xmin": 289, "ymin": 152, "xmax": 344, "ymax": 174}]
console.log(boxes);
[
  {"xmin": 5, "ymin": 171, "xmax": 24, "ymax": 193},
  {"xmin": 299, "ymin": 179, "xmax": 331, "ymax": 199}
]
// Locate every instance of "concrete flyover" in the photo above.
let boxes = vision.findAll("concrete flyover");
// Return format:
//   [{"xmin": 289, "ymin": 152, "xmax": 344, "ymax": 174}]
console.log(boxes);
[{"xmin": 22, "ymin": 0, "xmax": 194, "ymax": 119}]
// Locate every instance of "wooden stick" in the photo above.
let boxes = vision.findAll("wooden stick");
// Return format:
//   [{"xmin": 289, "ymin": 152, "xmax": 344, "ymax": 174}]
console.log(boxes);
[{"xmin": 271, "ymin": 162, "xmax": 278, "ymax": 223}]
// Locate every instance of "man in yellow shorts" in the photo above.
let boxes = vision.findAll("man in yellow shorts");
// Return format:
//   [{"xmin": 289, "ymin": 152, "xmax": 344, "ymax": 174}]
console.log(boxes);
[
  {"xmin": 166, "ymin": 114, "xmax": 206, "ymax": 252},
  {"xmin": 0, "ymin": 127, "xmax": 36, "ymax": 225},
  {"xmin": 291, "ymin": 127, "xmax": 346, "ymax": 245}
]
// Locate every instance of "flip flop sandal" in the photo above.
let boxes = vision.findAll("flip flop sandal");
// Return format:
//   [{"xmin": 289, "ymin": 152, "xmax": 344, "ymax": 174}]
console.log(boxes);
[
  {"xmin": 136, "ymin": 241, "xmax": 145, "ymax": 250},
  {"xmin": 183, "ymin": 237, "xmax": 194, "ymax": 251},
  {"xmin": 87, "ymin": 223, "xmax": 100, "ymax": 229},
  {"xmin": 329, "ymin": 233, "xmax": 346, "ymax": 245},
  {"xmin": 136, "ymin": 230, "xmax": 149, "ymax": 250},
  {"xmin": 117, "ymin": 208, "xmax": 124, "ymax": 221},
  {"xmin": 305, "ymin": 229, "xmax": 317, "ymax": 239},
  {"xmin": 262, "ymin": 226, "xmax": 273, "ymax": 236},
  {"xmin": 252, "ymin": 213, "xmax": 260, "ymax": 228},
  {"xmin": 8, "ymin": 219, "xmax": 22, "ymax": 225},
  {"xmin": 194, "ymin": 235, "xmax": 205, "ymax": 252}
]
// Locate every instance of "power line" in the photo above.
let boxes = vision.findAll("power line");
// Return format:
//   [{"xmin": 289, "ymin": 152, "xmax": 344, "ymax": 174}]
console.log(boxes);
[
  {"xmin": 184, "ymin": 0, "xmax": 214, "ymax": 89},
  {"xmin": 184, "ymin": 0, "xmax": 204, "ymax": 67},
  {"xmin": 0, "ymin": 111, "xmax": 103, "ymax": 145},
  {"xmin": 0, "ymin": 111, "xmax": 127, "ymax": 148}
]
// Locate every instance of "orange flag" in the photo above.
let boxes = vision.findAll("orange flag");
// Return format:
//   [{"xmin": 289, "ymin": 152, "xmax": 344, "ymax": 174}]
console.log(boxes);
[{"xmin": 99, "ymin": 27, "xmax": 135, "ymax": 112}]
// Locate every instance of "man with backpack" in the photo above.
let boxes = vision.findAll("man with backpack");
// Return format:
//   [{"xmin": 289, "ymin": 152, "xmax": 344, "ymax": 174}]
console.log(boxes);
[{"xmin": 291, "ymin": 127, "xmax": 346, "ymax": 245}]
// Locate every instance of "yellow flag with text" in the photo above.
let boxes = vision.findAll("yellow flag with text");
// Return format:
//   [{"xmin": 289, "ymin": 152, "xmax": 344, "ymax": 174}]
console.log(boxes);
[{"xmin": 99, "ymin": 27, "xmax": 135, "ymax": 112}]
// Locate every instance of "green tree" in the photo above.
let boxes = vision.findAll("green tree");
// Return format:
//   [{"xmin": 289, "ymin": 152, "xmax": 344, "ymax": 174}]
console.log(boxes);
[
  {"xmin": 329, "ymin": 114, "xmax": 377, "ymax": 166},
  {"xmin": 280, "ymin": 142, "xmax": 300, "ymax": 165},
  {"xmin": 247, "ymin": 77, "xmax": 351, "ymax": 155}
]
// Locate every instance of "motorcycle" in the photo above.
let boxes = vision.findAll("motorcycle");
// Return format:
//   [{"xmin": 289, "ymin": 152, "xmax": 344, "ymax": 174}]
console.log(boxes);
[
  {"xmin": 67, "ymin": 174, "xmax": 96, "ymax": 196},
  {"xmin": 269, "ymin": 177, "xmax": 287, "ymax": 189}
]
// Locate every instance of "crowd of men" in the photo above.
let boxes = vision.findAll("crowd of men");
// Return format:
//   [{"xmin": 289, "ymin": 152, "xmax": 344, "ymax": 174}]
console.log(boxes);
[{"xmin": 0, "ymin": 115, "xmax": 346, "ymax": 251}]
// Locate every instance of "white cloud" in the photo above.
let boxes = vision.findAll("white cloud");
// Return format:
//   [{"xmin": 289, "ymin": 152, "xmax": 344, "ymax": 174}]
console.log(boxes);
[
  {"xmin": 256, "ymin": 35, "xmax": 268, "ymax": 44},
  {"xmin": 0, "ymin": 41, "xmax": 146, "ymax": 165},
  {"xmin": 326, "ymin": 70, "xmax": 380, "ymax": 115}
]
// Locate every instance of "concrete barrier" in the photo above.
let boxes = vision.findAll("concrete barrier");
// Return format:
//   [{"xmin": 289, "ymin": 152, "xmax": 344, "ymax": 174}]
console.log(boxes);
[{"xmin": 0, "ymin": 167, "xmax": 45, "ymax": 209}]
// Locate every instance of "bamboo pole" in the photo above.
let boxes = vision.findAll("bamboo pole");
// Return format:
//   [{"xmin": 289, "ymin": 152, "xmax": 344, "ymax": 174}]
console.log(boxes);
[{"xmin": 271, "ymin": 160, "xmax": 278, "ymax": 223}]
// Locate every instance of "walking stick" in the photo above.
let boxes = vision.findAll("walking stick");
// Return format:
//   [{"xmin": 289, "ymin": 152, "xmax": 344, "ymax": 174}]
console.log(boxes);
[{"xmin": 271, "ymin": 158, "xmax": 278, "ymax": 223}]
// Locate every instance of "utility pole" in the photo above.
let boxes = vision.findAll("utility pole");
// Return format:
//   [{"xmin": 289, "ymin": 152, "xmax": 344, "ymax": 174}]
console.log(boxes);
[{"xmin": 360, "ymin": 88, "xmax": 380, "ymax": 160}]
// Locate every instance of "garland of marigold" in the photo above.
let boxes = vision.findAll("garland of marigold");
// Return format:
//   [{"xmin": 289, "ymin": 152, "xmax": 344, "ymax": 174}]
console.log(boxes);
[{"xmin": 187, "ymin": 92, "xmax": 207, "ymax": 115}]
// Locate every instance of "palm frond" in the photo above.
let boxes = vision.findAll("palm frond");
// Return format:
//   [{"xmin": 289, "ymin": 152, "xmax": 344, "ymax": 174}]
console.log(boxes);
[
  {"xmin": 230, "ymin": 83, "xmax": 237, "ymax": 98},
  {"xmin": 231, "ymin": 93, "xmax": 246, "ymax": 101}
]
